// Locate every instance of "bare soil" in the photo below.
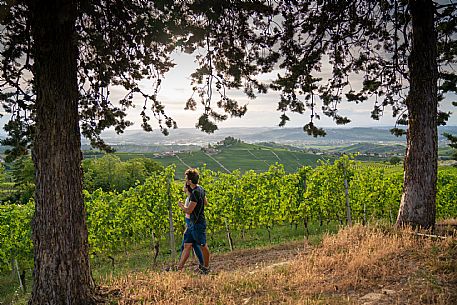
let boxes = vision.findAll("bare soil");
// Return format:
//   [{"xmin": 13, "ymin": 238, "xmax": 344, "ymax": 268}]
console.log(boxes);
[
  {"xmin": 156, "ymin": 239, "xmax": 307, "ymax": 274},
  {"xmin": 205, "ymin": 240, "xmax": 306, "ymax": 273}
]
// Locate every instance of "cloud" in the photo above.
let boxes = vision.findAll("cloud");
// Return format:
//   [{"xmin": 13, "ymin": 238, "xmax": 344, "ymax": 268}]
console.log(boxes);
[{"xmin": 106, "ymin": 50, "xmax": 457, "ymax": 130}]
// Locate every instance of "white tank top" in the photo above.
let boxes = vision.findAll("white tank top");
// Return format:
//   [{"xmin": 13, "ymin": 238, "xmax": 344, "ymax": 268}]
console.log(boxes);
[{"xmin": 184, "ymin": 197, "xmax": 191, "ymax": 218}]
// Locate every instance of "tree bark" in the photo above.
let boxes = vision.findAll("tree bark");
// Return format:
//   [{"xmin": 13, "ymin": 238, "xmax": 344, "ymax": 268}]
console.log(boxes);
[
  {"xmin": 396, "ymin": 0, "xmax": 438, "ymax": 229},
  {"xmin": 29, "ymin": 1, "xmax": 97, "ymax": 304}
]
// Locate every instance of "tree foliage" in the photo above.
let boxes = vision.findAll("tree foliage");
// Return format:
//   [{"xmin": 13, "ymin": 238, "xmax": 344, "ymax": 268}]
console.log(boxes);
[
  {"xmin": 0, "ymin": 1, "xmax": 456, "ymax": 150},
  {"xmin": 82, "ymin": 155, "xmax": 163, "ymax": 192},
  {"xmin": 0, "ymin": 0, "xmax": 275, "ymax": 154},
  {"xmin": 9, "ymin": 156, "xmax": 35, "ymax": 204},
  {"xmin": 217, "ymin": 136, "xmax": 242, "ymax": 146},
  {"xmin": 179, "ymin": 1, "xmax": 275, "ymax": 132},
  {"xmin": 3, "ymin": 1, "xmax": 454, "ymax": 152},
  {"xmin": 1, "ymin": 0, "xmax": 179, "ymax": 153},
  {"xmin": 270, "ymin": 0, "xmax": 457, "ymax": 135},
  {"xmin": 444, "ymin": 131, "xmax": 457, "ymax": 160}
]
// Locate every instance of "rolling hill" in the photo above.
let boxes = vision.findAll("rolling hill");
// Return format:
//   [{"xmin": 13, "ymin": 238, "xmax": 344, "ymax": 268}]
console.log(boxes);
[{"xmin": 106, "ymin": 141, "xmax": 392, "ymax": 176}]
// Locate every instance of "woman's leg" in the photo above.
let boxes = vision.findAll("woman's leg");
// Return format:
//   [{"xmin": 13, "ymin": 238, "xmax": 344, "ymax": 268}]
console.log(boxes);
[
  {"xmin": 180, "ymin": 218, "xmax": 189, "ymax": 260},
  {"xmin": 178, "ymin": 243, "xmax": 193, "ymax": 270},
  {"xmin": 179, "ymin": 238, "xmax": 185, "ymax": 260}
]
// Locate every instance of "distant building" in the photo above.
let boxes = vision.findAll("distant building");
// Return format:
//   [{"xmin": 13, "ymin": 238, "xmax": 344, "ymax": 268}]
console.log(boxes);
[{"xmin": 201, "ymin": 147, "xmax": 219, "ymax": 154}]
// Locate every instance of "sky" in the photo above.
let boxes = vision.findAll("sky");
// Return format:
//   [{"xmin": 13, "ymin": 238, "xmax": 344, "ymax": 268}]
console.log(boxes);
[
  {"xmin": 0, "ymin": 51, "xmax": 455, "ymax": 134},
  {"xmin": 118, "ymin": 52, "xmax": 457, "ymax": 131}
]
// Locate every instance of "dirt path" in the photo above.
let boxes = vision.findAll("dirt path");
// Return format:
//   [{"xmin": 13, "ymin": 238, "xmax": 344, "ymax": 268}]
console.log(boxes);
[{"xmin": 182, "ymin": 240, "xmax": 307, "ymax": 274}]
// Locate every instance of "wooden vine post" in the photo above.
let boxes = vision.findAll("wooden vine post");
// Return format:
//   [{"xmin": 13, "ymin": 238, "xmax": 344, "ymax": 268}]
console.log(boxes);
[{"xmin": 167, "ymin": 175, "xmax": 177, "ymax": 261}]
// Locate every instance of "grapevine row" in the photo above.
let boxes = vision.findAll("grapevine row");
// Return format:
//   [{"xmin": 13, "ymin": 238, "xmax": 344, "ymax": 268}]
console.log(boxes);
[{"xmin": 1, "ymin": 158, "xmax": 456, "ymax": 271}]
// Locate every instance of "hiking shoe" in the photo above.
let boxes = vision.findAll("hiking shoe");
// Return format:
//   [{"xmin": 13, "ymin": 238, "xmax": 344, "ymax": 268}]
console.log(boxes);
[
  {"xmin": 163, "ymin": 265, "xmax": 178, "ymax": 272},
  {"xmin": 197, "ymin": 265, "xmax": 210, "ymax": 275}
]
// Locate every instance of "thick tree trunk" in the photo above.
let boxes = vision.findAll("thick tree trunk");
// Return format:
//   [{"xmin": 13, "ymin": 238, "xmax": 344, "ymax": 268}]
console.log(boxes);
[
  {"xmin": 29, "ymin": 1, "xmax": 97, "ymax": 304},
  {"xmin": 396, "ymin": 0, "xmax": 437, "ymax": 229}
]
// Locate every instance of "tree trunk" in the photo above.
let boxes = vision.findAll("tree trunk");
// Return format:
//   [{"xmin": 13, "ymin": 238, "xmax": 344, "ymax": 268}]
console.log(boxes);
[
  {"xmin": 396, "ymin": 0, "xmax": 437, "ymax": 229},
  {"xmin": 29, "ymin": 1, "xmax": 97, "ymax": 304}
]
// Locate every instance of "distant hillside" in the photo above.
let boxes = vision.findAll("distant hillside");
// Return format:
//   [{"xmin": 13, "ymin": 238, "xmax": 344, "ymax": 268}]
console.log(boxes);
[
  {"xmin": 81, "ymin": 144, "xmax": 200, "ymax": 153},
  {"xmin": 2, "ymin": 126, "xmax": 456, "ymax": 158},
  {"xmin": 151, "ymin": 142, "xmax": 324, "ymax": 174},
  {"xmin": 326, "ymin": 143, "xmax": 406, "ymax": 155},
  {"xmin": 81, "ymin": 126, "xmax": 457, "ymax": 146},
  {"xmin": 129, "ymin": 142, "xmax": 387, "ymax": 175}
]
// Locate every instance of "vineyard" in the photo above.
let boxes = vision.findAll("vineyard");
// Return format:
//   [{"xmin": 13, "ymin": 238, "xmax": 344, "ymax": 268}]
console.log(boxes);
[{"xmin": 1, "ymin": 157, "xmax": 457, "ymax": 274}]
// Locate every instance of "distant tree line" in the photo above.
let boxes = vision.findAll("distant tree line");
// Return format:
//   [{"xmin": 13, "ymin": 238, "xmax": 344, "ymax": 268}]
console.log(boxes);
[
  {"xmin": 0, "ymin": 155, "xmax": 163, "ymax": 203},
  {"xmin": 217, "ymin": 136, "xmax": 243, "ymax": 147}
]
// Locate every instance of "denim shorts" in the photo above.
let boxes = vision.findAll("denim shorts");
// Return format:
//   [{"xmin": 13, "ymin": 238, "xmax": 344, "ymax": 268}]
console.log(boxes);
[{"xmin": 183, "ymin": 221, "xmax": 207, "ymax": 246}]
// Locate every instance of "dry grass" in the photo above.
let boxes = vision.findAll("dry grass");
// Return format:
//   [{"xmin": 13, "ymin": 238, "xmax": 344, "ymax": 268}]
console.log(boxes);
[
  {"xmin": 438, "ymin": 219, "xmax": 457, "ymax": 226},
  {"xmin": 105, "ymin": 225, "xmax": 457, "ymax": 305},
  {"xmin": 436, "ymin": 219, "xmax": 457, "ymax": 236}
]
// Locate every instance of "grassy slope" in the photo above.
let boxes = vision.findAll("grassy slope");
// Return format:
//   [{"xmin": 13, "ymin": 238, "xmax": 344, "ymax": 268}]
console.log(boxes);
[
  {"xmin": 149, "ymin": 142, "xmax": 334, "ymax": 175},
  {"xmin": 3, "ymin": 223, "xmax": 455, "ymax": 304},
  {"xmin": 1, "ymin": 222, "xmax": 336, "ymax": 305},
  {"xmin": 106, "ymin": 225, "xmax": 457, "ymax": 305},
  {"xmin": 324, "ymin": 142, "xmax": 403, "ymax": 154},
  {"xmin": 82, "ymin": 142, "xmax": 414, "ymax": 175},
  {"xmin": 105, "ymin": 142, "xmax": 400, "ymax": 176}
]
